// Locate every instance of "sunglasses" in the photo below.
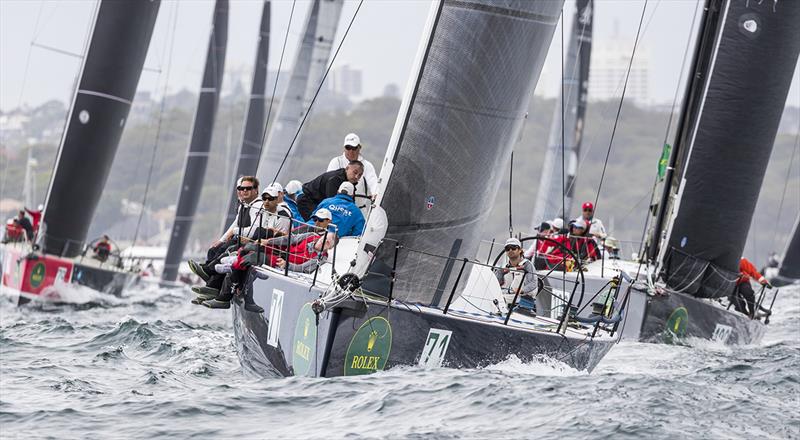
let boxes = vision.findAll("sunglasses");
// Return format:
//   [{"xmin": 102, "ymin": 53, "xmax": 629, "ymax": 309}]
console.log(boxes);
[
  {"xmin": 237, "ymin": 186, "xmax": 254, "ymax": 191},
  {"xmin": 505, "ymin": 245, "xmax": 521, "ymax": 251},
  {"xmin": 583, "ymin": 209, "xmax": 593, "ymax": 212},
  {"xmin": 262, "ymin": 195, "xmax": 277, "ymax": 201},
  {"xmin": 344, "ymin": 145, "xmax": 359, "ymax": 151}
]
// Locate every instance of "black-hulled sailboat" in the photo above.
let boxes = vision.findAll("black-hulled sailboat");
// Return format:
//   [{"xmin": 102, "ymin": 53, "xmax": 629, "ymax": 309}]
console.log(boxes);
[
  {"xmin": 638, "ymin": 0, "xmax": 799, "ymax": 344},
  {"xmin": 232, "ymin": 0, "xmax": 621, "ymax": 378},
  {"xmin": 0, "ymin": 0, "xmax": 160, "ymax": 304},
  {"xmin": 161, "ymin": 0, "xmax": 228, "ymax": 283},
  {"xmin": 765, "ymin": 213, "xmax": 800, "ymax": 287}
]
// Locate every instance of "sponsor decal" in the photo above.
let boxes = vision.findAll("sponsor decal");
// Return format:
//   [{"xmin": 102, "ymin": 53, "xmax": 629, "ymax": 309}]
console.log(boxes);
[
  {"xmin": 292, "ymin": 303, "xmax": 316, "ymax": 376},
  {"xmin": 665, "ymin": 307, "xmax": 688, "ymax": 337},
  {"xmin": 29, "ymin": 262, "xmax": 46, "ymax": 289},
  {"xmin": 267, "ymin": 290, "xmax": 285, "ymax": 348},
  {"xmin": 344, "ymin": 317, "xmax": 392, "ymax": 376},
  {"xmin": 425, "ymin": 196, "xmax": 435, "ymax": 210}
]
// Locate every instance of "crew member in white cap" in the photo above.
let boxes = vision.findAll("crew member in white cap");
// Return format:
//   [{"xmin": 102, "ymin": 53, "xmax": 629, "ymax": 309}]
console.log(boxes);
[
  {"xmin": 258, "ymin": 185, "xmax": 291, "ymax": 238},
  {"xmin": 309, "ymin": 181, "xmax": 365, "ymax": 237},
  {"xmin": 494, "ymin": 237, "xmax": 539, "ymax": 308},
  {"xmin": 327, "ymin": 133, "xmax": 379, "ymax": 219},
  {"xmin": 283, "ymin": 179, "xmax": 303, "ymax": 220}
]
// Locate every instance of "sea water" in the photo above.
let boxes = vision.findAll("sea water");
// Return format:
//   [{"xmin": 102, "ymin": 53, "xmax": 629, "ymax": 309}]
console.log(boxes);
[{"xmin": 1, "ymin": 284, "xmax": 798, "ymax": 439}]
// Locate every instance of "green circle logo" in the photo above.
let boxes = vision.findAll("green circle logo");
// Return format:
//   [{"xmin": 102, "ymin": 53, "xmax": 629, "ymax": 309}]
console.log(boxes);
[
  {"xmin": 29, "ymin": 262, "xmax": 46, "ymax": 289},
  {"xmin": 666, "ymin": 307, "xmax": 688, "ymax": 337},
  {"xmin": 344, "ymin": 316, "xmax": 392, "ymax": 376},
  {"xmin": 292, "ymin": 303, "xmax": 317, "ymax": 376}
]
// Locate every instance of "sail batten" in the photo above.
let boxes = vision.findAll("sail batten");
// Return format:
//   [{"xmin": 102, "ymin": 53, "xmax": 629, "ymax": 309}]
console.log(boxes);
[
  {"xmin": 41, "ymin": 0, "xmax": 160, "ymax": 257},
  {"xmin": 367, "ymin": 0, "xmax": 564, "ymax": 307},
  {"xmin": 162, "ymin": 0, "xmax": 228, "ymax": 282},
  {"xmin": 657, "ymin": 0, "xmax": 800, "ymax": 298}
]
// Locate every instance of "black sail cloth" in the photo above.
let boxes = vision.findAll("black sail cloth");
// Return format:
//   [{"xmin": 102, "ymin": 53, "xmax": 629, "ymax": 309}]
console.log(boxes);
[
  {"xmin": 366, "ymin": 0, "xmax": 563, "ymax": 307},
  {"xmin": 42, "ymin": 0, "xmax": 160, "ymax": 257},
  {"xmin": 660, "ymin": 0, "xmax": 800, "ymax": 298}
]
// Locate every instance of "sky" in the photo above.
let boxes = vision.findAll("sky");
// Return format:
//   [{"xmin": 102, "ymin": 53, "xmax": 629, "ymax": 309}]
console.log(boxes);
[{"xmin": 2, "ymin": 0, "xmax": 796, "ymax": 112}]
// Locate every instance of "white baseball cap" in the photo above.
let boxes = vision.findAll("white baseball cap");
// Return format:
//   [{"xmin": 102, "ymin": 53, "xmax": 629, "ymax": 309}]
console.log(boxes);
[
  {"xmin": 551, "ymin": 218, "xmax": 564, "ymax": 230},
  {"xmin": 338, "ymin": 181, "xmax": 355, "ymax": 196},
  {"xmin": 343, "ymin": 133, "xmax": 361, "ymax": 148},
  {"xmin": 285, "ymin": 180, "xmax": 302, "ymax": 195},
  {"xmin": 312, "ymin": 208, "xmax": 332, "ymax": 221},
  {"xmin": 261, "ymin": 186, "xmax": 280, "ymax": 198},
  {"xmin": 269, "ymin": 182, "xmax": 283, "ymax": 193},
  {"xmin": 504, "ymin": 237, "xmax": 522, "ymax": 248}
]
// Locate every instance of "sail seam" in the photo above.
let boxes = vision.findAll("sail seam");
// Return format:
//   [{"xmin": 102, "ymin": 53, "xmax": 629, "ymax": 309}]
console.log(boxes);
[{"xmin": 446, "ymin": 0, "xmax": 559, "ymax": 24}]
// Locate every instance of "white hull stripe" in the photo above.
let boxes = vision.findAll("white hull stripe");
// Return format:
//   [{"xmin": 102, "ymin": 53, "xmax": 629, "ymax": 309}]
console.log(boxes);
[{"xmin": 78, "ymin": 89, "xmax": 132, "ymax": 105}]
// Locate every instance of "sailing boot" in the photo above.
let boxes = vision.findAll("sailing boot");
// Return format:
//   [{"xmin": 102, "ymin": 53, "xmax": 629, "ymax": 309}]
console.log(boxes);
[
  {"xmin": 188, "ymin": 260, "xmax": 210, "ymax": 282},
  {"xmin": 202, "ymin": 276, "xmax": 235, "ymax": 309},
  {"xmin": 243, "ymin": 285, "xmax": 264, "ymax": 313},
  {"xmin": 190, "ymin": 286, "xmax": 219, "ymax": 304}
]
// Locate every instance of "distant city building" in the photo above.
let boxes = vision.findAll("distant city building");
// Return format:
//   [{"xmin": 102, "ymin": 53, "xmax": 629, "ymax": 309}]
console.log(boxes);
[
  {"xmin": 382, "ymin": 83, "xmax": 400, "ymax": 99},
  {"xmin": 589, "ymin": 39, "xmax": 651, "ymax": 104},
  {"xmin": 327, "ymin": 65, "xmax": 363, "ymax": 98}
]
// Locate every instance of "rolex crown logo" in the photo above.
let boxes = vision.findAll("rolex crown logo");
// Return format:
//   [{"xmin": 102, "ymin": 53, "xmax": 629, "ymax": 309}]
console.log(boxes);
[{"xmin": 367, "ymin": 330, "xmax": 378, "ymax": 352}]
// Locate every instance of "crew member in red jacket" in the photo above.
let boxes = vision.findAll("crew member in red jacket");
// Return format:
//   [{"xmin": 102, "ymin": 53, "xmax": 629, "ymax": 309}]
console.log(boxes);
[
  {"xmin": 731, "ymin": 257, "xmax": 770, "ymax": 318},
  {"xmin": 25, "ymin": 204, "xmax": 43, "ymax": 234}
]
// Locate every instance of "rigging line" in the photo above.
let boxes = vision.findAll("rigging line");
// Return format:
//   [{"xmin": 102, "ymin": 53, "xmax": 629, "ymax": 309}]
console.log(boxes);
[
  {"xmin": 131, "ymin": 1, "xmax": 179, "ymax": 248},
  {"xmin": 272, "ymin": 0, "xmax": 365, "ymax": 183},
  {"xmin": 560, "ymin": 5, "xmax": 566, "ymax": 222},
  {"xmin": 256, "ymin": 0, "xmax": 297, "ymax": 175},
  {"xmin": 592, "ymin": 0, "xmax": 649, "ymax": 215},
  {"xmin": 771, "ymin": 134, "xmax": 799, "ymax": 251},
  {"xmin": 508, "ymin": 151, "xmax": 514, "ymax": 236}
]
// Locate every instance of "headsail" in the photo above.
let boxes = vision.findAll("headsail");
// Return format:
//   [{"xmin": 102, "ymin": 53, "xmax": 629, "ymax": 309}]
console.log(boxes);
[
  {"xmin": 223, "ymin": 0, "xmax": 271, "ymax": 230},
  {"xmin": 255, "ymin": 0, "xmax": 344, "ymax": 184},
  {"xmin": 162, "ymin": 0, "xmax": 228, "ymax": 282},
  {"xmin": 364, "ymin": 0, "xmax": 563, "ymax": 307},
  {"xmin": 778, "ymin": 213, "xmax": 800, "ymax": 281},
  {"xmin": 41, "ymin": 0, "xmax": 160, "ymax": 257},
  {"xmin": 530, "ymin": 0, "xmax": 593, "ymax": 229},
  {"xmin": 656, "ymin": 0, "xmax": 800, "ymax": 298}
]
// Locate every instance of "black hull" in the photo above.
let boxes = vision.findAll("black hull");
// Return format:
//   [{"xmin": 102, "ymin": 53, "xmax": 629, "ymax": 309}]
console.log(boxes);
[
  {"xmin": 232, "ymin": 274, "xmax": 615, "ymax": 378},
  {"xmin": 639, "ymin": 290, "xmax": 765, "ymax": 345},
  {"xmin": 71, "ymin": 262, "xmax": 135, "ymax": 297}
]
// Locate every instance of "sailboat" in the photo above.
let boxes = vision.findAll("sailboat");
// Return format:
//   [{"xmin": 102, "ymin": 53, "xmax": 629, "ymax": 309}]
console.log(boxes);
[
  {"xmin": 255, "ymin": 0, "xmax": 344, "ymax": 185},
  {"xmin": 530, "ymin": 0, "xmax": 593, "ymax": 229},
  {"xmin": 765, "ymin": 213, "xmax": 800, "ymax": 287},
  {"xmin": 0, "ymin": 1, "xmax": 160, "ymax": 304},
  {"xmin": 539, "ymin": 0, "xmax": 800, "ymax": 345},
  {"xmin": 231, "ymin": 0, "xmax": 621, "ymax": 377},
  {"xmin": 161, "ymin": 0, "xmax": 228, "ymax": 283},
  {"xmin": 222, "ymin": 0, "xmax": 271, "ymax": 229}
]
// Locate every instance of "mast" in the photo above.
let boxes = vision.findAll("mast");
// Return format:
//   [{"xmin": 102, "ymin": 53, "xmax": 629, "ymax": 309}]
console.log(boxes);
[
  {"xmin": 222, "ymin": 0, "xmax": 271, "ymax": 230},
  {"xmin": 365, "ymin": 0, "xmax": 563, "ymax": 307},
  {"xmin": 530, "ymin": 0, "xmax": 593, "ymax": 229},
  {"xmin": 255, "ymin": 0, "xmax": 344, "ymax": 185},
  {"xmin": 162, "ymin": 0, "xmax": 228, "ymax": 282},
  {"xmin": 41, "ymin": 0, "xmax": 160, "ymax": 257},
  {"xmin": 655, "ymin": 0, "xmax": 800, "ymax": 298},
  {"xmin": 778, "ymin": 213, "xmax": 800, "ymax": 280}
]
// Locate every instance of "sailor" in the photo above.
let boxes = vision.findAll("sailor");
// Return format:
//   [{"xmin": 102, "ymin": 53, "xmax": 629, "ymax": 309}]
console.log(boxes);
[
  {"xmin": 551, "ymin": 217, "xmax": 566, "ymax": 235},
  {"xmin": 25, "ymin": 204, "xmax": 43, "ymax": 234},
  {"xmin": 568, "ymin": 219, "xmax": 599, "ymax": 262},
  {"xmin": 309, "ymin": 182, "xmax": 365, "ymax": 237},
  {"xmin": 296, "ymin": 160, "xmax": 363, "ymax": 221},
  {"xmin": 327, "ymin": 133, "xmax": 379, "ymax": 219},
  {"xmin": 494, "ymin": 237, "xmax": 538, "ymax": 309},
  {"xmin": 731, "ymin": 257, "xmax": 771, "ymax": 318},
  {"xmin": 262, "ymin": 182, "xmax": 295, "ymax": 233},
  {"xmin": 292, "ymin": 207, "xmax": 333, "ymax": 235},
  {"xmin": 283, "ymin": 179, "xmax": 304, "ymax": 221},
  {"xmin": 525, "ymin": 221, "xmax": 554, "ymax": 270},
  {"xmin": 188, "ymin": 176, "xmax": 262, "ymax": 302},
  {"xmin": 258, "ymin": 184, "xmax": 292, "ymax": 238},
  {"xmin": 93, "ymin": 235, "xmax": 112, "ymax": 262},
  {"xmin": 575, "ymin": 201, "xmax": 606, "ymax": 239},
  {"xmin": 268, "ymin": 231, "xmax": 337, "ymax": 273},
  {"xmin": 14, "ymin": 210, "xmax": 34, "ymax": 242}
]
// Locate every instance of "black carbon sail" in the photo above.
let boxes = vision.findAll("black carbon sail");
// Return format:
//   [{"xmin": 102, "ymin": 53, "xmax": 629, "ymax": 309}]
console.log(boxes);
[
  {"xmin": 223, "ymin": 0, "xmax": 271, "ymax": 230},
  {"xmin": 656, "ymin": 0, "xmax": 800, "ymax": 298},
  {"xmin": 41, "ymin": 0, "xmax": 160, "ymax": 257},
  {"xmin": 255, "ymin": 0, "xmax": 344, "ymax": 184},
  {"xmin": 530, "ymin": 0, "xmax": 593, "ymax": 229},
  {"xmin": 367, "ymin": 0, "xmax": 563, "ymax": 307},
  {"xmin": 778, "ymin": 213, "xmax": 800, "ymax": 281},
  {"xmin": 162, "ymin": 0, "xmax": 228, "ymax": 282}
]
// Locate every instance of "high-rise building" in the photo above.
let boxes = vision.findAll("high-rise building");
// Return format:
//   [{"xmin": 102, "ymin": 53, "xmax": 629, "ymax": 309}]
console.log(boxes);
[
  {"xmin": 589, "ymin": 39, "xmax": 651, "ymax": 104},
  {"xmin": 327, "ymin": 65, "xmax": 363, "ymax": 98}
]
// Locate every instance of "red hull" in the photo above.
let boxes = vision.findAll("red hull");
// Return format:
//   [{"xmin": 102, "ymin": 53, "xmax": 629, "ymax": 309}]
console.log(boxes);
[{"xmin": 1, "ymin": 245, "xmax": 75, "ymax": 300}]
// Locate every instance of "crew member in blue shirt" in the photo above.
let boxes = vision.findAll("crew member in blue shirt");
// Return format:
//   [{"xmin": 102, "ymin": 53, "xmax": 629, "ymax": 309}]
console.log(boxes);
[
  {"xmin": 309, "ymin": 182, "xmax": 365, "ymax": 237},
  {"xmin": 283, "ymin": 179, "xmax": 304, "ymax": 221}
]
